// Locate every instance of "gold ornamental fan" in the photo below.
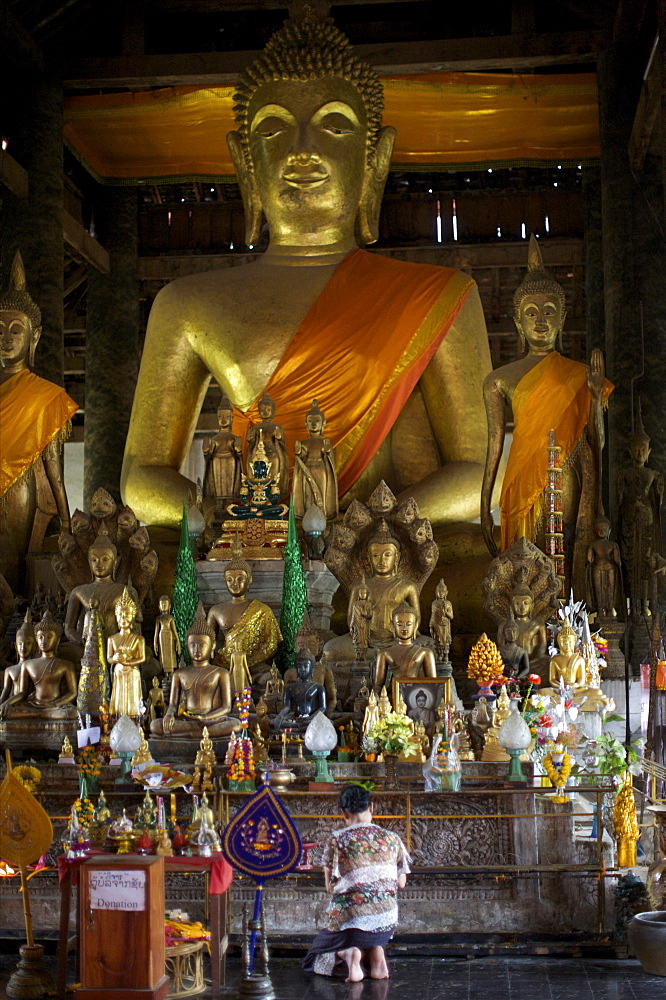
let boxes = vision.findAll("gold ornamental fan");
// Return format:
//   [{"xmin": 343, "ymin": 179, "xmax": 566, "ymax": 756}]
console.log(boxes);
[{"xmin": 0, "ymin": 768, "xmax": 52, "ymax": 869}]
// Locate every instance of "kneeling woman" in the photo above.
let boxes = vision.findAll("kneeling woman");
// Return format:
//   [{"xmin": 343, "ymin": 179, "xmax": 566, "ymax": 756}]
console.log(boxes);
[{"xmin": 303, "ymin": 784, "xmax": 410, "ymax": 982}]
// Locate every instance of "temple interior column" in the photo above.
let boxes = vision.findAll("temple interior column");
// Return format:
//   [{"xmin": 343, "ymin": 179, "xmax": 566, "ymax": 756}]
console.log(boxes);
[
  {"xmin": 84, "ymin": 186, "xmax": 140, "ymax": 508},
  {"xmin": 597, "ymin": 43, "xmax": 666, "ymax": 542},
  {"xmin": 0, "ymin": 75, "xmax": 64, "ymax": 386}
]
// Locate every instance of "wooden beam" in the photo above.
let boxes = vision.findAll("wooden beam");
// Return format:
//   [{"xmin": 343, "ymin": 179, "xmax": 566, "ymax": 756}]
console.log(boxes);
[
  {"xmin": 150, "ymin": 0, "xmax": 442, "ymax": 8},
  {"xmin": 0, "ymin": 149, "xmax": 29, "ymax": 198},
  {"xmin": 60, "ymin": 29, "xmax": 607, "ymax": 88},
  {"xmin": 629, "ymin": 42, "xmax": 661, "ymax": 172},
  {"xmin": 62, "ymin": 211, "xmax": 110, "ymax": 273},
  {"xmin": 64, "ymin": 264, "xmax": 88, "ymax": 298}
]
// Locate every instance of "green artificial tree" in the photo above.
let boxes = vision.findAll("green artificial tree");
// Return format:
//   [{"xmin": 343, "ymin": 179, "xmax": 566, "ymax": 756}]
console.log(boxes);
[
  {"xmin": 172, "ymin": 505, "xmax": 199, "ymax": 664},
  {"xmin": 277, "ymin": 497, "xmax": 309, "ymax": 673}
]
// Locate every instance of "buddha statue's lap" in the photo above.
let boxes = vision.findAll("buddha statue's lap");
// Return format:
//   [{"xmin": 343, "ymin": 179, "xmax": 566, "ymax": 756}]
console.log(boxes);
[{"xmin": 121, "ymin": 11, "xmax": 492, "ymax": 534}]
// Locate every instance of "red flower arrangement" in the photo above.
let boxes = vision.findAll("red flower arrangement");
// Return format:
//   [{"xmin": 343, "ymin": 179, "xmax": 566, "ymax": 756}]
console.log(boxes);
[{"xmin": 227, "ymin": 688, "xmax": 256, "ymax": 786}]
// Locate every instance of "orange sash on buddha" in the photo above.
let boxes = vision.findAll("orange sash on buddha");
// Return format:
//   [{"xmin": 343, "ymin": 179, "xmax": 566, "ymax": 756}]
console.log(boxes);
[
  {"xmin": 500, "ymin": 351, "xmax": 613, "ymax": 549},
  {"xmin": 231, "ymin": 248, "xmax": 474, "ymax": 497},
  {"xmin": 0, "ymin": 369, "xmax": 78, "ymax": 500}
]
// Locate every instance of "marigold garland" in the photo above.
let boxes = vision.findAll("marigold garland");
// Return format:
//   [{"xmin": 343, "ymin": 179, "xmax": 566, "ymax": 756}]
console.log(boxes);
[
  {"xmin": 71, "ymin": 797, "xmax": 94, "ymax": 828},
  {"xmin": 227, "ymin": 688, "xmax": 256, "ymax": 784},
  {"xmin": 77, "ymin": 745, "xmax": 102, "ymax": 778},
  {"xmin": 543, "ymin": 751, "xmax": 572, "ymax": 803},
  {"xmin": 13, "ymin": 764, "xmax": 41, "ymax": 793}
]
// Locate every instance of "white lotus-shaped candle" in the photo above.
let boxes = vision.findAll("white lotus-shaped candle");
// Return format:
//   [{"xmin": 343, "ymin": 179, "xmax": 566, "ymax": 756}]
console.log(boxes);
[
  {"xmin": 110, "ymin": 714, "xmax": 143, "ymax": 753},
  {"xmin": 304, "ymin": 711, "xmax": 338, "ymax": 753},
  {"xmin": 498, "ymin": 703, "xmax": 532, "ymax": 751}
]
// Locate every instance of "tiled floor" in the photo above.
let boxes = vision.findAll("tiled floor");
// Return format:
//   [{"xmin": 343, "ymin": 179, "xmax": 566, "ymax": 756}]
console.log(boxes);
[{"xmin": 2, "ymin": 953, "xmax": 662, "ymax": 1000}]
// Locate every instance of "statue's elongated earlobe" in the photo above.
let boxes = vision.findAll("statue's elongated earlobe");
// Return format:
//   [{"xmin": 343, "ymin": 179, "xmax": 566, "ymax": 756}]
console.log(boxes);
[
  {"xmin": 358, "ymin": 126, "xmax": 396, "ymax": 245},
  {"xmin": 227, "ymin": 131, "xmax": 263, "ymax": 247}
]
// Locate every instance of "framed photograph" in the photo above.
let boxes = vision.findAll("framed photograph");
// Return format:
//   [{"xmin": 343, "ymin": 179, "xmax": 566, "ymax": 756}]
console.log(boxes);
[{"xmin": 392, "ymin": 678, "xmax": 446, "ymax": 734}]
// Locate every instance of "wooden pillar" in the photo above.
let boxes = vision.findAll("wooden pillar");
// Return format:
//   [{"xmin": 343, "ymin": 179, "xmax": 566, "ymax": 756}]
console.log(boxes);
[
  {"xmin": 84, "ymin": 186, "xmax": 140, "ymax": 508},
  {"xmin": 1, "ymin": 76, "xmax": 64, "ymax": 386},
  {"xmin": 582, "ymin": 163, "xmax": 608, "ymax": 510}
]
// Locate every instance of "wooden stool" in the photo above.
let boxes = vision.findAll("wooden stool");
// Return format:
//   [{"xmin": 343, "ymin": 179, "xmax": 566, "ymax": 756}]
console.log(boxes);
[{"xmin": 165, "ymin": 940, "xmax": 205, "ymax": 998}]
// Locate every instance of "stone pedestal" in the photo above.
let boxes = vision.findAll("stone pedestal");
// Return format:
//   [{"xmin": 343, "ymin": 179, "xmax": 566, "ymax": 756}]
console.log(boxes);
[
  {"xmin": 0, "ymin": 717, "xmax": 77, "ymax": 753},
  {"xmin": 196, "ymin": 558, "xmax": 339, "ymax": 631}
]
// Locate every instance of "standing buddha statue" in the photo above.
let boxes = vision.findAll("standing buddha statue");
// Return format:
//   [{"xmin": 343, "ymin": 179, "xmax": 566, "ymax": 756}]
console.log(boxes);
[
  {"xmin": 0, "ymin": 252, "xmax": 77, "ymax": 592},
  {"xmin": 154, "ymin": 595, "xmax": 181, "ymax": 679},
  {"xmin": 202, "ymin": 394, "xmax": 243, "ymax": 503},
  {"xmin": 246, "ymin": 394, "xmax": 289, "ymax": 499},
  {"xmin": 293, "ymin": 398, "xmax": 338, "ymax": 520},
  {"xmin": 481, "ymin": 236, "xmax": 613, "ymax": 595},
  {"xmin": 108, "ymin": 588, "xmax": 145, "ymax": 718}
]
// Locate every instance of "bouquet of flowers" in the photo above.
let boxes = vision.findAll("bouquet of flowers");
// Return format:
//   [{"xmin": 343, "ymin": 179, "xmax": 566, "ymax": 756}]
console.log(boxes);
[
  {"xmin": 369, "ymin": 713, "xmax": 420, "ymax": 758},
  {"xmin": 77, "ymin": 744, "xmax": 102, "ymax": 779},
  {"xmin": 467, "ymin": 634, "xmax": 505, "ymax": 686},
  {"xmin": 71, "ymin": 796, "xmax": 94, "ymax": 828}
]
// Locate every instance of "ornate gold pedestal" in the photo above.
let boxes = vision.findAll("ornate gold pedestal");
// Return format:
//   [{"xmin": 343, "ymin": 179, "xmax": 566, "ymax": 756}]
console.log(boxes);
[{"xmin": 207, "ymin": 520, "xmax": 287, "ymax": 560}]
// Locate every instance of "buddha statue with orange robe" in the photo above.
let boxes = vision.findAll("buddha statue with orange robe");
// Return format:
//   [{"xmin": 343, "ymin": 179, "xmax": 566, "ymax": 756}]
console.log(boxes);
[
  {"xmin": 121, "ymin": 11, "xmax": 492, "ymax": 532},
  {"xmin": 481, "ymin": 236, "xmax": 613, "ymax": 595},
  {"xmin": 0, "ymin": 252, "xmax": 77, "ymax": 592}
]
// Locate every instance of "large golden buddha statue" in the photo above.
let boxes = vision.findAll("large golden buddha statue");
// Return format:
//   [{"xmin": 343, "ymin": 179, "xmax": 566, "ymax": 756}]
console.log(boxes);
[
  {"xmin": 0, "ymin": 252, "xmax": 77, "ymax": 592},
  {"xmin": 481, "ymin": 236, "xmax": 612, "ymax": 595},
  {"xmin": 121, "ymin": 12, "xmax": 491, "ymax": 530}
]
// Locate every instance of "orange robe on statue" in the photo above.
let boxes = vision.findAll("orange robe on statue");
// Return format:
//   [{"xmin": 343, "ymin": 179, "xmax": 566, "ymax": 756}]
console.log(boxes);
[
  {"xmin": 500, "ymin": 351, "xmax": 613, "ymax": 551},
  {"xmin": 0, "ymin": 369, "xmax": 78, "ymax": 500},
  {"xmin": 231, "ymin": 248, "xmax": 475, "ymax": 497}
]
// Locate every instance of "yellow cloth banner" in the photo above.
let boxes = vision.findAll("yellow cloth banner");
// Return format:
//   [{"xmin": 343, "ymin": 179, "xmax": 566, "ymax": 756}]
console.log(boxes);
[
  {"xmin": 0, "ymin": 369, "xmax": 78, "ymax": 500},
  {"xmin": 229, "ymin": 248, "xmax": 473, "ymax": 497},
  {"xmin": 499, "ymin": 352, "xmax": 613, "ymax": 550},
  {"xmin": 63, "ymin": 72, "xmax": 600, "ymax": 181}
]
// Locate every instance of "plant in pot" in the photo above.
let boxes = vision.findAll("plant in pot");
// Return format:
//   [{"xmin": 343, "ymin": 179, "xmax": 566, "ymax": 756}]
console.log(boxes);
[{"xmin": 369, "ymin": 713, "xmax": 420, "ymax": 788}]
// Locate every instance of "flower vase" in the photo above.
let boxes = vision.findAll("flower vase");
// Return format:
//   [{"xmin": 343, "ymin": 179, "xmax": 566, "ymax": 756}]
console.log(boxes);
[
  {"xmin": 79, "ymin": 774, "xmax": 98, "ymax": 798},
  {"xmin": 383, "ymin": 753, "xmax": 399, "ymax": 789}
]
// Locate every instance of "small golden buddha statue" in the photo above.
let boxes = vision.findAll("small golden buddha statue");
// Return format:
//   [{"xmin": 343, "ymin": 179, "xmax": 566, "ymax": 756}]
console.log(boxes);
[
  {"xmin": 0, "ymin": 251, "xmax": 76, "ymax": 593},
  {"xmin": 350, "ymin": 581, "xmax": 372, "ymax": 660},
  {"xmin": 148, "ymin": 676, "xmax": 166, "ymax": 723},
  {"xmin": 121, "ymin": 12, "xmax": 492, "ymax": 531},
  {"xmin": 481, "ymin": 235, "xmax": 612, "ymax": 595},
  {"xmin": 481, "ymin": 685, "xmax": 511, "ymax": 762},
  {"xmin": 108, "ymin": 588, "xmax": 146, "ymax": 719},
  {"xmin": 374, "ymin": 602, "xmax": 437, "ymax": 693},
  {"xmin": 131, "ymin": 735, "xmax": 153, "ymax": 767},
  {"xmin": 65, "ymin": 528, "xmax": 140, "ymax": 647},
  {"xmin": 0, "ymin": 608, "xmax": 35, "ymax": 713},
  {"xmin": 0, "ymin": 610, "xmax": 77, "ymax": 719},
  {"xmin": 59, "ymin": 735, "xmax": 75, "ymax": 760},
  {"xmin": 252, "ymin": 723, "xmax": 268, "ymax": 765},
  {"xmin": 206, "ymin": 536, "xmax": 281, "ymax": 680},
  {"xmin": 156, "ymin": 829, "xmax": 173, "ymax": 857},
  {"xmin": 293, "ymin": 399, "xmax": 338, "ymax": 520},
  {"xmin": 202, "ymin": 394, "xmax": 243, "ymax": 503},
  {"xmin": 246, "ymin": 394, "xmax": 289, "ymax": 498},
  {"xmin": 151, "ymin": 612, "xmax": 241, "ymax": 738},
  {"xmin": 362, "ymin": 689, "xmax": 380, "ymax": 737},
  {"xmin": 187, "ymin": 792, "xmax": 216, "ymax": 840},
  {"xmin": 377, "ymin": 686, "xmax": 392, "ymax": 719},
  {"xmin": 195, "ymin": 726, "xmax": 217, "ymax": 769},
  {"xmin": 154, "ymin": 595, "xmax": 181, "ymax": 678},
  {"xmin": 547, "ymin": 618, "xmax": 586, "ymax": 691}
]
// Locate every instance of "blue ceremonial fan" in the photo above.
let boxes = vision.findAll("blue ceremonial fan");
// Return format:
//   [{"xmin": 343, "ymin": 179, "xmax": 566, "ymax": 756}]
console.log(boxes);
[{"xmin": 221, "ymin": 783, "xmax": 302, "ymax": 970}]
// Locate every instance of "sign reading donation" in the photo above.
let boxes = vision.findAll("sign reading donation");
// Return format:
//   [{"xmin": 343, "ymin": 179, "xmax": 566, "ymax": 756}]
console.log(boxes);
[{"xmin": 89, "ymin": 869, "xmax": 146, "ymax": 911}]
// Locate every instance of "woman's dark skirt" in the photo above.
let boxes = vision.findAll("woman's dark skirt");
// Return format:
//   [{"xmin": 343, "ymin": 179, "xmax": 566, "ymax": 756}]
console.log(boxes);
[{"xmin": 302, "ymin": 927, "xmax": 393, "ymax": 977}]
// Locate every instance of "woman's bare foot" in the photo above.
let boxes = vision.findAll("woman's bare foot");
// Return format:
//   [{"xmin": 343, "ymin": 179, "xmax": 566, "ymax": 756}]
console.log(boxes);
[
  {"xmin": 369, "ymin": 945, "xmax": 389, "ymax": 979},
  {"xmin": 337, "ymin": 947, "xmax": 364, "ymax": 982}
]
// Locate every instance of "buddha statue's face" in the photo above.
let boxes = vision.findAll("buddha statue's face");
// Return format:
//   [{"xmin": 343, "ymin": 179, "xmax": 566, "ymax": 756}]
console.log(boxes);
[
  {"xmin": 247, "ymin": 78, "xmax": 368, "ymax": 246},
  {"xmin": 436, "ymin": 583, "xmax": 447, "ymax": 599},
  {"xmin": 159, "ymin": 596, "xmax": 171, "ymax": 612},
  {"xmin": 511, "ymin": 594, "xmax": 533, "ymax": 619},
  {"xmin": 368, "ymin": 541, "xmax": 399, "ymax": 577},
  {"xmin": 629, "ymin": 439, "xmax": 650, "ymax": 466},
  {"xmin": 516, "ymin": 293, "xmax": 563, "ymax": 353},
  {"xmin": 504, "ymin": 625, "xmax": 518, "ymax": 645},
  {"xmin": 218, "ymin": 406, "xmax": 233, "ymax": 429},
  {"xmin": 89, "ymin": 545, "xmax": 116, "ymax": 580},
  {"xmin": 187, "ymin": 632, "xmax": 213, "ymax": 664},
  {"xmin": 16, "ymin": 634, "xmax": 35, "ymax": 660},
  {"xmin": 258, "ymin": 398, "xmax": 275, "ymax": 420},
  {"xmin": 595, "ymin": 519, "xmax": 610, "ymax": 539},
  {"xmin": 116, "ymin": 605, "xmax": 135, "ymax": 630},
  {"xmin": 0, "ymin": 309, "xmax": 39, "ymax": 369},
  {"xmin": 225, "ymin": 568, "xmax": 250, "ymax": 597},
  {"xmin": 295, "ymin": 653, "xmax": 315, "ymax": 681},
  {"xmin": 36, "ymin": 627, "xmax": 58, "ymax": 654},
  {"xmin": 358, "ymin": 586, "xmax": 369, "ymax": 601},
  {"xmin": 306, "ymin": 413, "xmax": 324, "ymax": 435},
  {"xmin": 393, "ymin": 611, "xmax": 417, "ymax": 640},
  {"xmin": 557, "ymin": 632, "xmax": 576, "ymax": 656}
]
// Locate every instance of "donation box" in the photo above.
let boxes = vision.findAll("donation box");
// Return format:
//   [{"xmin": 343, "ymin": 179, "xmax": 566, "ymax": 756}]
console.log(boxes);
[{"xmin": 77, "ymin": 855, "xmax": 169, "ymax": 1000}]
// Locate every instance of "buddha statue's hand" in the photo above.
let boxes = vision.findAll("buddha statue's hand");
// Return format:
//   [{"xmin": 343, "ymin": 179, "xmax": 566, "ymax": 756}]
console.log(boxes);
[
  {"xmin": 163, "ymin": 709, "xmax": 176, "ymax": 734},
  {"xmin": 586, "ymin": 348, "xmax": 605, "ymax": 400},
  {"xmin": 481, "ymin": 509, "xmax": 499, "ymax": 558}
]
